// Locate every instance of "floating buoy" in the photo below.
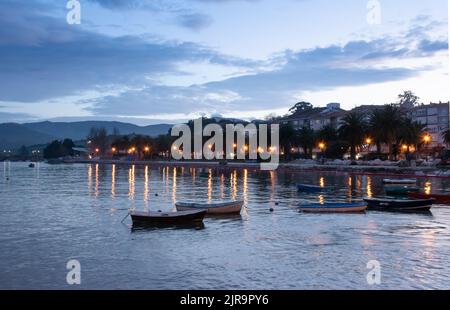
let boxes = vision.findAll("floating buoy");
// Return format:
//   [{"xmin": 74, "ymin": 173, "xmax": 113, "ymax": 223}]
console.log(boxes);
[
  {"xmin": 269, "ymin": 208, "xmax": 274, "ymax": 212},
  {"xmin": 155, "ymin": 193, "xmax": 159, "ymax": 196},
  {"xmin": 158, "ymin": 210, "xmax": 162, "ymax": 212},
  {"xmin": 275, "ymin": 202, "xmax": 279, "ymax": 206}
]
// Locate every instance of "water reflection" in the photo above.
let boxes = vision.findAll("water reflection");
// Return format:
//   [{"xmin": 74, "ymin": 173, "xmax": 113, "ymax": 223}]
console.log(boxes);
[
  {"xmin": 111, "ymin": 164, "xmax": 116, "ymax": 199},
  {"xmin": 425, "ymin": 182, "xmax": 432, "ymax": 195},
  {"xmin": 3, "ymin": 163, "xmax": 450, "ymax": 289},
  {"xmin": 128, "ymin": 165, "xmax": 135, "ymax": 200},
  {"xmin": 172, "ymin": 167, "xmax": 177, "ymax": 204},
  {"xmin": 144, "ymin": 165, "xmax": 149, "ymax": 206},
  {"xmin": 367, "ymin": 176, "xmax": 373, "ymax": 198}
]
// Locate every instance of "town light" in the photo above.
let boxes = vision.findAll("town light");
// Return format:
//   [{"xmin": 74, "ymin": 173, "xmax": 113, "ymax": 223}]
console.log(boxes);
[
  {"xmin": 423, "ymin": 134, "xmax": 432, "ymax": 143},
  {"xmin": 318, "ymin": 142, "xmax": 326, "ymax": 150},
  {"xmin": 365, "ymin": 138, "xmax": 372, "ymax": 145},
  {"xmin": 95, "ymin": 148, "xmax": 100, "ymax": 153},
  {"xmin": 144, "ymin": 146, "xmax": 150, "ymax": 152},
  {"xmin": 111, "ymin": 147, "xmax": 117, "ymax": 153},
  {"xmin": 243, "ymin": 145, "xmax": 249, "ymax": 151},
  {"xmin": 402, "ymin": 145, "xmax": 408, "ymax": 151}
]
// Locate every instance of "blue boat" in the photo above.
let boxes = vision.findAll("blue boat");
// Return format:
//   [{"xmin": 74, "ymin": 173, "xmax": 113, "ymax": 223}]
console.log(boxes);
[
  {"xmin": 297, "ymin": 184, "xmax": 324, "ymax": 193},
  {"xmin": 299, "ymin": 202, "xmax": 367, "ymax": 213}
]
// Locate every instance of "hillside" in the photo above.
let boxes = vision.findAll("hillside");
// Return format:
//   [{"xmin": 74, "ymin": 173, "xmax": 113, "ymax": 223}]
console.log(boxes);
[{"xmin": 0, "ymin": 121, "xmax": 173, "ymax": 149}]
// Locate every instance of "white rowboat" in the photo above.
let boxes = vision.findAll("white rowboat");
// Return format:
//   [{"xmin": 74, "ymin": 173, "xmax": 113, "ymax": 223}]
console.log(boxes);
[{"xmin": 175, "ymin": 200, "xmax": 244, "ymax": 215}]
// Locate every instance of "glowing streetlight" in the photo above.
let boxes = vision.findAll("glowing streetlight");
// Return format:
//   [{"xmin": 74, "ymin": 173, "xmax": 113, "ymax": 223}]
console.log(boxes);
[
  {"xmin": 95, "ymin": 148, "xmax": 100, "ymax": 153},
  {"xmin": 111, "ymin": 147, "xmax": 117, "ymax": 153},
  {"xmin": 365, "ymin": 138, "xmax": 372, "ymax": 145},
  {"xmin": 144, "ymin": 146, "xmax": 150, "ymax": 152},
  {"xmin": 423, "ymin": 134, "xmax": 432, "ymax": 144},
  {"xmin": 318, "ymin": 142, "xmax": 326, "ymax": 151},
  {"xmin": 402, "ymin": 144, "xmax": 408, "ymax": 151}
]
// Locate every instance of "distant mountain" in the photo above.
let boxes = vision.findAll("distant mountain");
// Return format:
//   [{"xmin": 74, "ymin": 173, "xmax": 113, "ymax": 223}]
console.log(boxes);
[
  {"xmin": 0, "ymin": 123, "xmax": 57, "ymax": 150},
  {"xmin": 0, "ymin": 121, "xmax": 173, "ymax": 149}
]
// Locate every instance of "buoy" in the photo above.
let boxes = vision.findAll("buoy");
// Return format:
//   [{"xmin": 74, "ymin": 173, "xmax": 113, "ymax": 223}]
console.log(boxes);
[
  {"xmin": 155, "ymin": 193, "xmax": 159, "ymax": 196},
  {"xmin": 269, "ymin": 208, "xmax": 274, "ymax": 212},
  {"xmin": 275, "ymin": 202, "xmax": 279, "ymax": 206}
]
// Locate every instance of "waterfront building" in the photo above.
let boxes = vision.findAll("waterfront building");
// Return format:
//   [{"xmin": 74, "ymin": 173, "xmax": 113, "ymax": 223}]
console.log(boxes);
[
  {"xmin": 279, "ymin": 103, "xmax": 347, "ymax": 130},
  {"xmin": 409, "ymin": 102, "xmax": 450, "ymax": 148}
]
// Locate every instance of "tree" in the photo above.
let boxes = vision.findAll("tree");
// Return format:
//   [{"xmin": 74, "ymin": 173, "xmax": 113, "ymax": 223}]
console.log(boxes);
[
  {"xmin": 279, "ymin": 124, "xmax": 296, "ymax": 159},
  {"xmin": 18, "ymin": 145, "xmax": 29, "ymax": 159},
  {"xmin": 442, "ymin": 129, "xmax": 450, "ymax": 147},
  {"xmin": 43, "ymin": 141, "xmax": 65, "ymax": 159},
  {"xmin": 317, "ymin": 124, "xmax": 338, "ymax": 143},
  {"xmin": 398, "ymin": 91, "xmax": 420, "ymax": 107},
  {"xmin": 296, "ymin": 126, "xmax": 315, "ymax": 158},
  {"xmin": 62, "ymin": 139, "xmax": 75, "ymax": 156},
  {"xmin": 289, "ymin": 101, "xmax": 313, "ymax": 115},
  {"xmin": 87, "ymin": 127, "xmax": 109, "ymax": 155},
  {"xmin": 369, "ymin": 105, "xmax": 405, "ymax": 159},
  {"xmin": 399, "ymin": 118, "xmax": 426, "ymax": 154},
  {"xmin": 338, "ymin": 112, "xmax": 367, "ymax": 160}
]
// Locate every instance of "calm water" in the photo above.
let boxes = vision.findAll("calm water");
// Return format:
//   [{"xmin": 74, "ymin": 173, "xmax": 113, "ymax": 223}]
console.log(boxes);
[{"xmin": 1, "ymin": 162, "xmax": 450, "ymax": 289}]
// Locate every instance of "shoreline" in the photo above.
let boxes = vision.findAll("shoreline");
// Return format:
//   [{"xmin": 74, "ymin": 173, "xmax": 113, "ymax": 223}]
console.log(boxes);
[{"xmin": 58, "ymin": 159, "xmax": 450, "ymax": 179}]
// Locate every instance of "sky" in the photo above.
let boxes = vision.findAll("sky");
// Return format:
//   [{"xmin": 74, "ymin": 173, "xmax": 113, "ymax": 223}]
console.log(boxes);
[{"xmin": 0, "ymin": 0, "xmax": 448, "ymax": 125}]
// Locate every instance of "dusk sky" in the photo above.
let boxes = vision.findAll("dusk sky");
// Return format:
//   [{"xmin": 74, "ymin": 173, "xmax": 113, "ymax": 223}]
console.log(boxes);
[{"xmin": 0, "ymin": 0, "xmax": 448, "ymax": 125}]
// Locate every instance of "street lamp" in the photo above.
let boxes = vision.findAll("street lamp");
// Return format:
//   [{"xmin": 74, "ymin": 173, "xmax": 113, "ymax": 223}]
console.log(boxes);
[
  {"xmin": 423, "ymin": 134, "xmax": 432, "ymax": 161},
  {"xmin": 318, "ymin": 142, "xmax": 326, "ymax": 151},
  {"xmin": 365, "ymin": 138, "xmax": 372, "ymax": 145}
]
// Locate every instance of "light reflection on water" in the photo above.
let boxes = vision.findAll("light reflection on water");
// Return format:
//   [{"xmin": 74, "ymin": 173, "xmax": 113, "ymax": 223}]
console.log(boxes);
[{"xmin": 1, "ymin": 162, "xmax": 450, "ymax": 289}]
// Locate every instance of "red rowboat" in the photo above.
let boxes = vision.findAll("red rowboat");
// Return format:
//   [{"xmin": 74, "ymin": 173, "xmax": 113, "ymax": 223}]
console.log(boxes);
[{"xmin": 408, "ymin": 192, "xmax": 450, "ymax": 204}]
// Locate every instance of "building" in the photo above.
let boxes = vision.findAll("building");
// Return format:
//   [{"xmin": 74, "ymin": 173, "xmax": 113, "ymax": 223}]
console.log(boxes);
[
  {"xmin": 410, "ymin": 102, "xmax": 450, "ymax": 147},
  {"xmin": 279, "ymin": 103, "xmax": 347, "ymax": 130}
]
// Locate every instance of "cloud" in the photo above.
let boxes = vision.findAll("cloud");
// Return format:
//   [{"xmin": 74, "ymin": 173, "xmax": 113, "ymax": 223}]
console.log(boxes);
[
  {"xmin": 85, "ymin": 24, "xmax": 448, "ymax": 118},
  {"xmin": 0, "ymin": 0, "xmax": 257, "ymax": 102},
  {"xmin": 177, "ymin": 13, "xmax": 213, "ymax": 30}
]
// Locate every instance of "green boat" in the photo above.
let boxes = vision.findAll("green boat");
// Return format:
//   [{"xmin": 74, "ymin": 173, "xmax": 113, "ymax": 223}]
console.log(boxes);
[{"xmin": 384, "ymin": 185, "xmax": 420, "ymax": 196}]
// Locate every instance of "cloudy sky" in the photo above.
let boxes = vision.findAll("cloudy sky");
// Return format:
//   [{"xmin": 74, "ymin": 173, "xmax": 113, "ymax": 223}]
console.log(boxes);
[{"xmin": 0, "ymin": 0, "xmax": 448, "ymax": 124}]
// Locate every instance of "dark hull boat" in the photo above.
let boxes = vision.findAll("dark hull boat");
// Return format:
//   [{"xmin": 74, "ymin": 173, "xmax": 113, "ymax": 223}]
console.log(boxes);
[
  {"xmin": 297, "ymin": 184, "xmax": 324, "ymax": 193},
  {"xmin": 408, "ymin": 192, "xmax": 450, "ymax": 204},
  {"xmin": 364, "ymin": 198, "xmax": 434, "ymax": 212},
  {"xmin": 384, "ymin": 185, "xmax": 419, "ymax": 196},
  {"xmin": 298, "ymin": 202, "xmax": 367, "ymax": 213},
  {"xmin": 130, "ymin": 210, "xmax": 207, "ymax": 227}
]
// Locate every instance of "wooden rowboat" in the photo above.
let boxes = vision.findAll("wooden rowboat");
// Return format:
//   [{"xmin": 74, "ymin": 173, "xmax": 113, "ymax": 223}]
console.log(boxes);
[
  {"xmin": 175, "ymin": 200, "xmax": 244, "ymax": 214},
  {"xmin": 297, "ymin": 184, "xmax": 325, "ymax": 193},
  {"xmin": 364, "ymin": 198, "xmax": 434, "ymax": 212},
  {"xmin": 382, "ymin": 178, "xmax": 416, "ymax": 185},
  {"xmin": 298, "ymin": 202, "xmax": 367, "ymax": 213},
  {"xmin": 384, "ymin": 185, "xmax": 419, "ymax": 195},
  {"xmin": 130, "ymin": 210, "xmax": 206, "ymax": 227},
  {"xmin": 408, "ymin": 192, "xmax": 450, "ymax": 204}
]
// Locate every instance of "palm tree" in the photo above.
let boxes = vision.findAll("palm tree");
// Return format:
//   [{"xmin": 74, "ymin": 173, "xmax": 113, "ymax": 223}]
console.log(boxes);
[
  {"xmin": 371, "ymin": 105, "xmax": 405, "ymax": 159},
  {"xmin": 296, "ymin": 126, "xmax": 315, "ymax": 158},
  {"xmin": 338, "ymin": 112, "xmax": 367, "ymax": 160},
  {"xmin": 317, "ymin": 124, "xmax": 338, "ymax": 143},
  {"xmin": 368, "ymin": 108, "xmax": 385, "ymax": 153},
  {"xmin": 279, "ymin": 124, "xmax": 296, "ymax": 159},
  {"xmin": 399, "ymin": 118, "xmax": 427, "ymax": 153},
  {"xmin": 442, "ymin": 129, "xmax": 450, "ymax": 147}
]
